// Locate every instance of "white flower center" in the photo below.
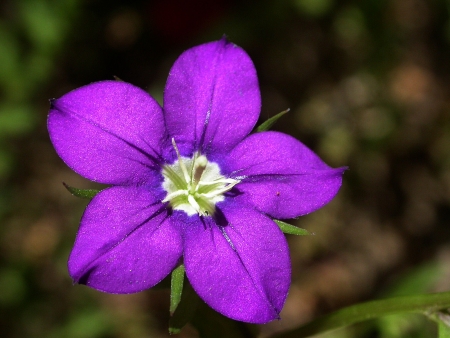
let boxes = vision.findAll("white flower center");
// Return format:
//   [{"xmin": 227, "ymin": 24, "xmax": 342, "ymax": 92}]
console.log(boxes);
[{"xmin": 161, "ymin": 139, "xmax": 240, "ymax": 216}]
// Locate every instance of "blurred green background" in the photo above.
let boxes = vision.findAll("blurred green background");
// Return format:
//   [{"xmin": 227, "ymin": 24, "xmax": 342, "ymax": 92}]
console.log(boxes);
[{"xmin": 1, "ymin": 0, "xmax": 450, "ymax": 337}]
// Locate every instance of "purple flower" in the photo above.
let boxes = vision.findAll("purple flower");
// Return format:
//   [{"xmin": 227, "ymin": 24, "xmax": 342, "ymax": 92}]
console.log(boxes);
[{"xmin": 48, "ymin": 38, "xmax": 345, "ymax": 324}]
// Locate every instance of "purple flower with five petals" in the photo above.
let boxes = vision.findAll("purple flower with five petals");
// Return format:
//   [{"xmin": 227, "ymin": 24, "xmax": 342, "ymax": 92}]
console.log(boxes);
[{"xmin": 48, "ymin": 38, "xmax": 345, "ymax": 324}]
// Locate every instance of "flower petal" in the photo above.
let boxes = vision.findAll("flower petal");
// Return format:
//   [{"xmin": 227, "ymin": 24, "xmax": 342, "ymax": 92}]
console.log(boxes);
[
  {"xmin": 48, "ymin": 81, "xmax": 166, "ymax": 185},
  {"xmin": 164, "ymin": 38, "xmax": 260, "ymax": 156},
  {"xmin": 68, "ymin": 186, "xmax": 182, "ymax": 293},
  {"xmin": 182, "ymin": 202, "xmax": 290, "ymax": 324},
  {"xmin": 224, "ymin": 131, "xmax": 346, "ymax": 219}
]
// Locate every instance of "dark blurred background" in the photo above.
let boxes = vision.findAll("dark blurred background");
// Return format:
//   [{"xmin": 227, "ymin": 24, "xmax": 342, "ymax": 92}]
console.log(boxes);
[{"xmin": 1, "ymin": 0, "xmax": 450, "ymax": 337}]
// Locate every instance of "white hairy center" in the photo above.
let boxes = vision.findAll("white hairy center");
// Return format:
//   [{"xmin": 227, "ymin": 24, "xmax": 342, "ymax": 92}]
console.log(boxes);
[{"xmin": 161, "ymin": 139, "xmax": 240, "ymax": 216}]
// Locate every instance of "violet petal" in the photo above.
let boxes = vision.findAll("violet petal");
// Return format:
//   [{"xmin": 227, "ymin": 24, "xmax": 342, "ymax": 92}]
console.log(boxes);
[
  {"xmin": 48, "ymin": 81, "xmax": 166, "ymax": 185},
  {"xmin": 225, "ymin": 131, "xmax": 346, "ymax": 219},
  {"xmin": 182, "ymin": 202, "xmax": 290, "ymax": 324},
  {"xmin": 68, "ymin": 186, "xmax": 182, "ymax": 293},
  {"xmin": 164, "ymin": 38, "xmax": 260, "ymax": 156}
]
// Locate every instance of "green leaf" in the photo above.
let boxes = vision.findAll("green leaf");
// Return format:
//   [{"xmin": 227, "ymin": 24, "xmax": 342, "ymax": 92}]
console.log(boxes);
[
  {"xmin": 63, "ymin": 182, "xmax": 100, "ymax": 199},
  {"xmin": 169, "ymin": 278, "xmax": 200, "ymax": 335},
  {"xmin": 170, "ymin": 264, "xmax": 185, "ymax": 314},
  {"xmin": 271, "ymin": 291, "xmax": 450, "ymax": 338},
  {"xmin": 274, "ymin": 219, "xmax": 312, "ymax": 236},
  {"xmin": 256, "ymin": 109, "xmax": 289, "ymax": 132}
]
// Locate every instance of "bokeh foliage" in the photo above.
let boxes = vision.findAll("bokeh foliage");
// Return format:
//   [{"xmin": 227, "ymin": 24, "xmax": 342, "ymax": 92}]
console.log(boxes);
[{"xmin": 2, "ymin": 0, "xmax": 450, "ymax": 337}]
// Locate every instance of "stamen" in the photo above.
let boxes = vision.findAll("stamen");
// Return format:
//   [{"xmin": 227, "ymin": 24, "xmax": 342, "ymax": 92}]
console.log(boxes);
[
  {"xmin": 171, "ymin": 138, "xmax": 190, "ymax": 184},
  {"xmin": 188, "ymin": 195, "xmax": 201, "ymax": 213},
  {"xmin": 162, "ymin": 165, "xmax": 186, "ymax": 190},
  {"xmin": 191, "ymin": 155, "xmax": 207, "ymax": 193},
  {"xmin": 197, "ymin": 178, "xmax": 240, "ymax": 187},
  {"xmin": 200, "ymin": 181, "xmax": 239, "ymax": 199},
  {"xmin": 189, "ymin": 152, "xmax": 198, "ymax": 185},
  {"xmin": 162, "ymin": 189, "xmax": 188, "ymax": 203}
]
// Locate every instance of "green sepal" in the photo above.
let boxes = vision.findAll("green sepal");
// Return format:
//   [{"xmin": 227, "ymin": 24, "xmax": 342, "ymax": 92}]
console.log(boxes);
[
  {"xmin": 169, "ymin": 277, "xmax": 200, "ymax": 334},
  {"xmin": 274, "ymin": 219, "xmax": 312, "ymax": 236},
  {"xmin": 256, "ymin": 108, "xmax": 289, "ymax": 132},
  {"xmin": 63, "ymin": 182, "xmax": 100, "ymax": 199},
  {"xmin": 170, "ymin": 264, "xmax": 185, "ymax": 314}
]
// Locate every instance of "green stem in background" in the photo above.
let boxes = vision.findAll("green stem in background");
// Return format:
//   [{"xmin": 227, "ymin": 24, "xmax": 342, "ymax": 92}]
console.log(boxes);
[{"xmin": 271, "ymin": 291, "xmax": 450, "ymax": 338}]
